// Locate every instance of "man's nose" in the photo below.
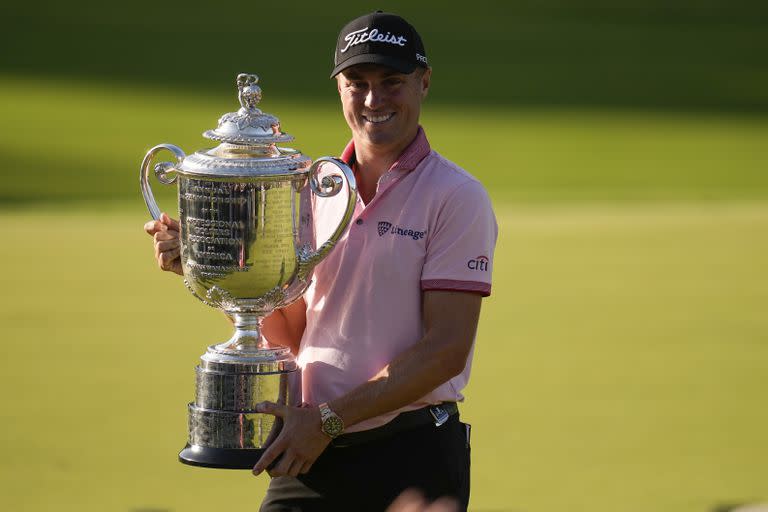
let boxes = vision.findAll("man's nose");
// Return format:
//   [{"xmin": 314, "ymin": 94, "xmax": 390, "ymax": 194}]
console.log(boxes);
[{"xmin": 364, "ymin": 86, "xmax": 385, "ymax": 110}]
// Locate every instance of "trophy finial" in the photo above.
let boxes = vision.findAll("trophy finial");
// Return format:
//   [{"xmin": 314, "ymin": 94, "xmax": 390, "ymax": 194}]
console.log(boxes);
[
  {"xmin": 236, "ymin": 73, "xmax": 262, "ymax": 112},
  {"xmin": 203, "ymin": 73, "xmax": 293, "ymax": 144}
]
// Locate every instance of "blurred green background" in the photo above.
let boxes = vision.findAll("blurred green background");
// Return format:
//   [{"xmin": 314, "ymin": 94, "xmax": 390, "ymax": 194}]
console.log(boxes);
[{"xmin": 1, "ymin": 1, "xmax": 766, "ymax": 511}]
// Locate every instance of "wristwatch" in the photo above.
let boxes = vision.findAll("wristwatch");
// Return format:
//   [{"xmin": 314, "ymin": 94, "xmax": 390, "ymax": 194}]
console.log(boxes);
[{"xmin": 318, "ymin": 402, "xmax": 344, "ymax": 439}]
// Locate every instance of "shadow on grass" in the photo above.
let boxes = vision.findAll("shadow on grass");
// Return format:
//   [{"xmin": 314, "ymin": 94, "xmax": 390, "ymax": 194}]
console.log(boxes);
[{"xmin": 713, "ymin": 503, "xmax": 768, "ymax": 512}]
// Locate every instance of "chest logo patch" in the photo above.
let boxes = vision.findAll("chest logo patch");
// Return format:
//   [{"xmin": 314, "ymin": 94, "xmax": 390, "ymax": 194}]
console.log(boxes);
[
  {"xmin": 378, "ymin": 221, "xmax": 426, "ymax": 241},
  {"xmin": 378, "ymin": 221, "xmax": 392, "ymax": 236}
]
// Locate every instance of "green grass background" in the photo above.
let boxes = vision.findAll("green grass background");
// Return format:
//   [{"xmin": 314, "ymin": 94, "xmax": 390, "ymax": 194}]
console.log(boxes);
[{"xmin": 1, "ymin": 1, "xmax": 767, "ymax": 510}]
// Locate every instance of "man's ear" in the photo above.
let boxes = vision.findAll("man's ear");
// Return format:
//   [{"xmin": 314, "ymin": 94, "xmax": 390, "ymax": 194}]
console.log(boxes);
[{"xmin": 420, "ymin": 67, "xmax": 432, "ymax": 99}]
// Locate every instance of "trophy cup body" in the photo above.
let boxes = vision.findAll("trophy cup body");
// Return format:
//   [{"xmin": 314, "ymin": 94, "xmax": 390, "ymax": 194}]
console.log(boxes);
[{"xmin": 140, "ymin": 74, "xmax": 357, "ymax": 469}]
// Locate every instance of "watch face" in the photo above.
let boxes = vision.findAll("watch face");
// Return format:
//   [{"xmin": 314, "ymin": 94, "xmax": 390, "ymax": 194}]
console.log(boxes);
[{"xmin": 323, "ymin": 415, "xmax": 344, "ymax": 437}]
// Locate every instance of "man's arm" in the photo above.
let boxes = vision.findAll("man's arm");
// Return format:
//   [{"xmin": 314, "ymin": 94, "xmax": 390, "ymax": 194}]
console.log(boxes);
[
  {"xmin": 329, "ymin": 290, "xmax": 481, "ymax": 427},
  {"xmin": 261, "ymin": 297, "xmax": 307, "ymax": 356},
  {"xmin": 252, "ymin": 290, "xmax": 482, "ymax": 477}
]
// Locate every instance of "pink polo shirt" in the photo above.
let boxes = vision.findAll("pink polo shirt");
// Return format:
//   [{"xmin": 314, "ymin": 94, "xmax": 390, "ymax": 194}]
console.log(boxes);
[{"xmin": 298, "ymin": 127, "xmax": 498, "ymax": 432}]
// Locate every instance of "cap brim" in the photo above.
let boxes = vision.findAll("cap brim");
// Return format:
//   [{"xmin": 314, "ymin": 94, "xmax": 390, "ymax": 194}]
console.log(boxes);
[{"xmin": 330, "ymin": 54, "xmax": 418, "ymax": 78}]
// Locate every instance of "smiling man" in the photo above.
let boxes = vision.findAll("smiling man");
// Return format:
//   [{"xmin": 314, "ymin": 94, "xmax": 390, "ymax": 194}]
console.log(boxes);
[
  {"xmin": 146, "ymin": 10, "xmax": 497, "ymax": 512},
  {"xmin": 253, "ymin": 11, "xmax": 498, "ymax": 511}
]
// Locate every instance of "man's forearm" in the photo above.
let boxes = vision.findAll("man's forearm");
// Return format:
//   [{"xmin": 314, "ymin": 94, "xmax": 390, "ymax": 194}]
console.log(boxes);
[
  {"xmin": 260, "ymin": 298, "xmax": 307, "ymax": 355},
  {"xmin": 327, "ymin": 291, "xmax": 481, "ymax": 428},
  {"xmin": 328, "ymin": 331, "xmax": 470, "ymax": 428}
]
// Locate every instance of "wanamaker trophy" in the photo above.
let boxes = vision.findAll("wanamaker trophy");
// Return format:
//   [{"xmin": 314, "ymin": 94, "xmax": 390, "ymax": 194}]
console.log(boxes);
[{"xmin": 139, "ymin": 73, "xmax": 357, "ymax": 469}]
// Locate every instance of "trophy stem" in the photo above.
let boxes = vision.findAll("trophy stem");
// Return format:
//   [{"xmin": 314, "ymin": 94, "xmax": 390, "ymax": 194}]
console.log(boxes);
[{"xmin": 215, "ymin": 313, "xmax": 267, "ymax": 353}]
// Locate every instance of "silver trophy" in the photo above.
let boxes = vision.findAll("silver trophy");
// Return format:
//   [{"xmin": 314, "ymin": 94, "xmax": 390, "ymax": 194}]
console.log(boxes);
[{"xmin": 140, "ymin": 73, "xmax": 357, "ymax": 468}]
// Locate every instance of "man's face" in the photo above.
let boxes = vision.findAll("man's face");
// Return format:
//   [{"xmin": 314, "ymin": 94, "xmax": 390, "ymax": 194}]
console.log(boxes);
[{"xmin": 336, "ymin": 64, "xmax": 431, "ymax": 149}]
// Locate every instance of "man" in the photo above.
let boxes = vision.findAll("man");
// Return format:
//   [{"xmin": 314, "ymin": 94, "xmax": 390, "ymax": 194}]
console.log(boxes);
[{"xmin": 145, "ymin": 11, "xmax": 497, "ymax": 512}]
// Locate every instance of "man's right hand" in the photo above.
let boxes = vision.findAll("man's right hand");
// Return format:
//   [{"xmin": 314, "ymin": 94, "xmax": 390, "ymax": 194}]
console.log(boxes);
[{"xmin": 144, "ymin": 212, "xmax": 183, "ymax": 276}]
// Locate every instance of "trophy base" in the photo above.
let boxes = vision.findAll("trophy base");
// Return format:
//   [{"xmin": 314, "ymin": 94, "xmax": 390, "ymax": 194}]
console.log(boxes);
[{"xmin": 179, "ymin": 443, "xmax": 265, "ymax": 469}]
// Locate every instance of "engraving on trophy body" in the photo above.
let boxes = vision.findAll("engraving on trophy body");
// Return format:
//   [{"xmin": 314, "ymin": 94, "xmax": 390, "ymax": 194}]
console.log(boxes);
[
  {"xmin": 187, "ymin": 409, "xmax": 270, "ymax": 449},
  {"xmin": 194, "ymin": 361, "xmax": 295, "ymax": 411},
  {"xmin": 190, "ymin": 359, "xmax": 300, "ymax": 449},
  {"xmin": 179, "ymin": 177, "xmax": 308, "ymax": 313}
]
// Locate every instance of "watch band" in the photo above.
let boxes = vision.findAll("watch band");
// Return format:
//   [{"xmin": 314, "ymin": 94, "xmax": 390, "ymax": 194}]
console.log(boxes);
[{"xmin": 319, "ymin": 402, "xmax": 344, "ymax": 438}]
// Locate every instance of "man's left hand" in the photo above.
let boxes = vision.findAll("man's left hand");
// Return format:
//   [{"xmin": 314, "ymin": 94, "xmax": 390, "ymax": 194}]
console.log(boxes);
[{"xmin": 252, "ymin": 402, "xmax": 331, "ymax": 478}]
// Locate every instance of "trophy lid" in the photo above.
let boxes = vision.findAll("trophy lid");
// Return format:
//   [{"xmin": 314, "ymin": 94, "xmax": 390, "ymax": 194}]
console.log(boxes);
[
  {"xmin": 204, "ymin": 73, "xmax": 294, "ymax": 145},
  {"xmin": 178, "ymin": 73, "xmax": 312, "ymax": 179}
]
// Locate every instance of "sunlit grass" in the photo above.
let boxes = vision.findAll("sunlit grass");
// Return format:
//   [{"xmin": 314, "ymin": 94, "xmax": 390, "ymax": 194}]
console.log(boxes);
[{"xmin": 2, "ymin": 203, "xmax": 766, "ymax": 511}]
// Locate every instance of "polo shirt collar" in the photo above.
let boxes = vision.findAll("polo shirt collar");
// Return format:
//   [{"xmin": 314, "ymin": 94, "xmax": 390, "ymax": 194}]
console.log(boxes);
[{"xmin": 340, "ymin": 126, "xmax": 431, "ymax": 173}]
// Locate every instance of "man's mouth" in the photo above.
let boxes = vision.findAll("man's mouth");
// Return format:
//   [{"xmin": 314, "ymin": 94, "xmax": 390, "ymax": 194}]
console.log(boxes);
[{"xmin": 362, "ymin": 112, "xmax": 395, "ymax": 124}]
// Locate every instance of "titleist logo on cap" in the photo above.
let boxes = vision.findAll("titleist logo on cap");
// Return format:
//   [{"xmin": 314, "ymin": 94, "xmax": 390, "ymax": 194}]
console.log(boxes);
[
  {"xmin": 330, "ymin": 12, "xmax": 427, "ymax": 78},
  {"xmin": 340, "ymin": 27, "xmax": 408, "ymax": 53}
]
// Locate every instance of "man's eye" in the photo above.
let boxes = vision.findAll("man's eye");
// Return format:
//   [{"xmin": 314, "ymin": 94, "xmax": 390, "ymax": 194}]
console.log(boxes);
[{"xmin": 349, "ymin": 82, "xmax": 366, "ymax": 90}]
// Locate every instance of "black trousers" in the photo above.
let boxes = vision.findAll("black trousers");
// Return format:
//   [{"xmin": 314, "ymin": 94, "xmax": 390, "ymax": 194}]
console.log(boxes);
[{"xmin": 259, "ymin": 414, "xmax": 471, "ymax": 512}]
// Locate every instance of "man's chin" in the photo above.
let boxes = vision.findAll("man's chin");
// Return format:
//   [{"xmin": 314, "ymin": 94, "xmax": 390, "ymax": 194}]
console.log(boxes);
[{"xmin": 359, "ymin": 128, "xmax": 399, "ymax": 147}]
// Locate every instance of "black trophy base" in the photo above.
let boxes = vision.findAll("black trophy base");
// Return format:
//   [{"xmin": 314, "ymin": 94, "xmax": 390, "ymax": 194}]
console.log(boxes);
[{"xmin": 179, "ymin": 444, "xmax": 265, "ymax": 469}]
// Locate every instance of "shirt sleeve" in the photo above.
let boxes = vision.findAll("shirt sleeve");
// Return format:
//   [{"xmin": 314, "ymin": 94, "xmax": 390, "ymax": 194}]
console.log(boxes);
[{"xmin": 421, "ymin": 180, "xmax": 498, "ymax": 296}]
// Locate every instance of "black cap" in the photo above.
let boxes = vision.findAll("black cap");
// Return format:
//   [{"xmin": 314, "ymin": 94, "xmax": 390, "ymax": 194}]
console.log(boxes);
[{"xmin": 331, "ymin": 11, "xmax": 428, "ymax": 78}]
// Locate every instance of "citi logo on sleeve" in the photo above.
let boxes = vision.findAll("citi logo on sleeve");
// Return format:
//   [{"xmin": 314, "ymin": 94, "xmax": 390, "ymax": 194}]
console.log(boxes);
[
  {"xmin": 467, "ymin": 255, "xmax": 490, "ymax": 271},
  {"xmin": 377, "ymin": 221, "xmax": 425, "ymax": 241}
]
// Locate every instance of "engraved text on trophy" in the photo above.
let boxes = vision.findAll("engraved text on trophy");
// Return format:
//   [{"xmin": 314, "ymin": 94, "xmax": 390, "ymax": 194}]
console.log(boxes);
[{"xmin": 179, "ymin": 178, "xmax": 300, "ymax": 310}]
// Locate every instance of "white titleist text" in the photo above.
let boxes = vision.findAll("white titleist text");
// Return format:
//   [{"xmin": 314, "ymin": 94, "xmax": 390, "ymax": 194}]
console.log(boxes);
[{"xmin": 341, "ymin": 27, "xmax": 407, "ymax": 53}]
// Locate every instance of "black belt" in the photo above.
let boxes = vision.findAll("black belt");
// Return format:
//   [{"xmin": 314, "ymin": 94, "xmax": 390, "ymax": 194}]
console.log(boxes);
[{"xmin": 332, "ymin": 403, "xmax": 459, "ymax": 448}]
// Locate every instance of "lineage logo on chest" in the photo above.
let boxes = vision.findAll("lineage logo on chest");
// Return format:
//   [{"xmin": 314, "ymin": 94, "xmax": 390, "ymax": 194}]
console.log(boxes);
[{"xmin": 377, "ymin": 221, "xmax": 426, "ymax": 241}]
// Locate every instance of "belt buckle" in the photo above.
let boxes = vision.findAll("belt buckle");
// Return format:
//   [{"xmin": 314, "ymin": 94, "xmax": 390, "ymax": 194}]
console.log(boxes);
[{"xmin": 429, "ymin": 405, "xmax": 449, "ymax": 426}]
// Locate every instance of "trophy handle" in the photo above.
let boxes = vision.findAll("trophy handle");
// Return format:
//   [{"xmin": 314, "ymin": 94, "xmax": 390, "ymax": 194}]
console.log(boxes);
[
  {"xmin": 307, "ymin": 156, "xmax": 358, "ymax": 261},
  {"xmin": 140, "ymin": 143, "xmax": 186, "ymax": 220}
]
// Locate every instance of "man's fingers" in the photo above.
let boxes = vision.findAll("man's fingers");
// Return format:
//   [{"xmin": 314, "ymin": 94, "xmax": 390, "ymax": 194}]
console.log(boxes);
[
  {"xmin": 153, "ymin": 230, "xmax": 179, "ymax": 242},
  {"xmin": 252, "ymin": 439, "xmax": 285, "ymax": 475},
  {"xmin": 285, "ymin": 458, "xmax": 304, "ymax": 478},
  {"xmin": 268, "ymin": 453, "xmax": 296, "ymax": 478},
  {"xmin": 299, "ymin": 460, "xmax": 313, "ymax": 475},
  {"xmin": 154, "ymin": 234, "xmax": 180, "ymax": 261},
  {"xmin": 256, "ymin": 401, "xmax": 286, "ymax": 418},
  {"xmin": 160, "ymin": 213, "xmax": 181, "ymax": 231},
  {"xmin": 146, "ymin": 213, "xmax": 180, "ymax": 237},
  {"xmin": 144, "ymin": 220, "xmax": 167, "ymax": 236},
  {"xmin": 159, "ymin": 248, "xmax": 181, "ymax": 269},
  {"xmin": 155, "ymin": 239, "xmax": 180, "ymax": 255}
]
